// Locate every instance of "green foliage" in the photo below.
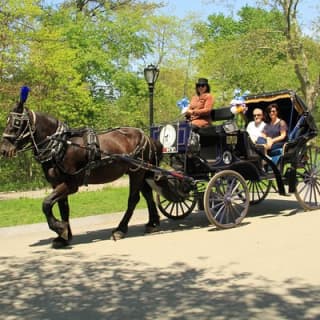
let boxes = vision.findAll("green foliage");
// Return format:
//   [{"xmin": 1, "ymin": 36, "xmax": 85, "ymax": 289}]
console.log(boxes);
[
  {"xmin": 0, "ymin": 153, "xmax": 49, "ymax": 192},
  {"xmin": 0, "ymin": 0, "xmax": 161, "ymax": 187}
]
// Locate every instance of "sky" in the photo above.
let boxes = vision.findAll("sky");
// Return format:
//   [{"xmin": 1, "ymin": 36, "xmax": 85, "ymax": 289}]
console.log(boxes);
[
  {"xmin": 46, "ymin": 0, "xmax": 318, "ymax": 36},
  {"xmin": 157, "ymin": 0, "xmax": 318, "ymax": 35}
]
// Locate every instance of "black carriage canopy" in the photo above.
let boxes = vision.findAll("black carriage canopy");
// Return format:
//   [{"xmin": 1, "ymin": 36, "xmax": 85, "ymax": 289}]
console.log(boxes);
[{"xmin": 244, "ymin": 89, "xmax": 317, "ymax": 135}]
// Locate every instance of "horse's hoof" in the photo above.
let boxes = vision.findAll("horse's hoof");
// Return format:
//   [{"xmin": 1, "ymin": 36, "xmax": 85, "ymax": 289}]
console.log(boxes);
[
  {"xmin": 52, "ymin": 236, "xmax": 70, "ymax": 249},
  {"xmin": 61, "ymin": 228, "xmax": 69, "ymax": 241},
  {"xmin": 145, "ymin": 225, "xmax": 160, "ymax": 234},
  {"xmin": 111, "ymin": 230, "xmax": 126, "ymax": 241}
]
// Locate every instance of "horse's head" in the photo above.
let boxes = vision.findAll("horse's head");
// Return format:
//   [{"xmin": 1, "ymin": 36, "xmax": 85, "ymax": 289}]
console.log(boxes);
[{"xmin": 0, "ymin": 87, "xmax": 34, "ymax": 158}]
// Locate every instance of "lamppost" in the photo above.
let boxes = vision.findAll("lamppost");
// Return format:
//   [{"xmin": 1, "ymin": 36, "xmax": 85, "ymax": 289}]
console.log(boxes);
[{"xmin": 144, "ymin": 64, "xmax": 159, "ymax": 132}]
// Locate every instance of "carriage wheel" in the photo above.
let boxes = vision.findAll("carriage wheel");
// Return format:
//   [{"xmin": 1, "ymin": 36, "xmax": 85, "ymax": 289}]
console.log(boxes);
[
  {"xmin": 294, "ymin": 145, "xmax": 320, "ymax": 210},
  {"xmin": 156, "ymin": 191, "xmax": 197, "ymax": 220},
  {"xmin": 204, "ymin": 170, "xmax": 249, "ymax": 229},
  {"xmin": 247, "ymin": 179, "xmax": 272, "ymax": 205}
]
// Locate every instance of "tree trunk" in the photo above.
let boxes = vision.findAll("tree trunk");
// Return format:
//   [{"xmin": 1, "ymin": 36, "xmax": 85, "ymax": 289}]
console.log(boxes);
[{"xmin": 279, "ymin": 0, "xmax": 319, "ymax": 110}]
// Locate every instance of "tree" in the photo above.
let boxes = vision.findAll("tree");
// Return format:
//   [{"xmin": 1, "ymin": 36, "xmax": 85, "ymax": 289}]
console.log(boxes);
[
  {"xmin": 193, "ymin": 7, "xmax": 296, "ymax": 104},
  {"xmin": 0, "ymin": 0, "xmax": 167, "ymax": 190},
  {"xmin": 192, "ymin": 3, "xmax": 319, "ymax": 110},
  {"xmin": 265, "ymin": 0, "xmax": 320, "ymax": 110}
]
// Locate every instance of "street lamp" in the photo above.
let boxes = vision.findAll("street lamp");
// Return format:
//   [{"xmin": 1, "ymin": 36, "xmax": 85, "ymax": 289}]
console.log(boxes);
[{"xmin": 144, "ymin": 64, "xmax": 159, "ymax": 131}]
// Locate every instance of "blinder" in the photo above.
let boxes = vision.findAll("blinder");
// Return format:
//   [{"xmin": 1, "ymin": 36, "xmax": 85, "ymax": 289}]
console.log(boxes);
[{"xmin": 2, "ymin": 110, "xmax": 34, "ymax": 145}]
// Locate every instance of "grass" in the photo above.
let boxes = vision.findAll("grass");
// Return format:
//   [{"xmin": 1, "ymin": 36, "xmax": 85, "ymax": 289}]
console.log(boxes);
[{"xmin": 0, "ymin": 187, "xmax": 147, "ymax": 228}]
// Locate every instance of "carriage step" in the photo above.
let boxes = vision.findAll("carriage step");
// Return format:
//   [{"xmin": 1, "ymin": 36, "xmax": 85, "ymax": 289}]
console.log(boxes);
[{"xmin": 206, "ymin": 159, "xmax": 218, "ymax": 165}]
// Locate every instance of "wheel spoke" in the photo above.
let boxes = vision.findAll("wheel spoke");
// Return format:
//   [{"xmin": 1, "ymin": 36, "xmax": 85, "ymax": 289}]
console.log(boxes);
[
  {"xmin": 214, "ymin": 205, "xmax": 226, "ymax": 223},
  {"xmin": 247, "ymin": 179, "xmax": 271, "ymax": 205},
  {"xmin": 204, "ymin": 170, "xmax": 249, "ymax": 228},
  {"xmin": 168, "ymin": 202, "xmax": 175, "ymax": 216},
  {"xmin": 178, "ymin": 202, "xmax": 187, "ymax": 214}
]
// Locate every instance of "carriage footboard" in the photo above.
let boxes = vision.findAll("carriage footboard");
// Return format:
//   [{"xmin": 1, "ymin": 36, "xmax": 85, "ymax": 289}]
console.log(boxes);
[{"xmin": 146, "ymin": 173, "xmax": 195, "ymax": 202}]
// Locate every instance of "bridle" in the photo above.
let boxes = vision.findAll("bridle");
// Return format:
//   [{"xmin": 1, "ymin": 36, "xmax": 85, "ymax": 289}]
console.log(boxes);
[
  {"xmin": 2, "ymin": 108, "xmax": 67, "ymax": 162},
  {"xmin": 2, "ymin": 109, "xmax": 37, "ymax": 153}
]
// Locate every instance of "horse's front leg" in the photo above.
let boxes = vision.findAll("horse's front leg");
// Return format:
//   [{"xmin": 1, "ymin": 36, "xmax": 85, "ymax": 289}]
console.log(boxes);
[
  {"xmin": 42, "ymin": 183, "xmax": 78, "ymax": 248},
  {"xmin": 58, "ymin": 197, "xmax": 73, "ymax": 242}
]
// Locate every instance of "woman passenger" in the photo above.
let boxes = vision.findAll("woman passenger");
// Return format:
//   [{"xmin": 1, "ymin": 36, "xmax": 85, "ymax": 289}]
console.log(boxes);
[{"xmin": 260, "ymin": 103, "xmax": 287, "ymax": 152}]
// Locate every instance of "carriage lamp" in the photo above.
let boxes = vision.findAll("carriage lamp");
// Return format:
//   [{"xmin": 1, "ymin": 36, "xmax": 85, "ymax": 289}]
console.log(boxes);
[{"xmin": 144, "ymin": 64, "xmax": 160, "ymax": 131}]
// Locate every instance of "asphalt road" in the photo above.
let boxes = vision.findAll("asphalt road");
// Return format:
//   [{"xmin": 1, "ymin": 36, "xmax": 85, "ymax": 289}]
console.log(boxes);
[{"xmin": 0, "ymin": 193, "xmax": 320, "ymax": 320}]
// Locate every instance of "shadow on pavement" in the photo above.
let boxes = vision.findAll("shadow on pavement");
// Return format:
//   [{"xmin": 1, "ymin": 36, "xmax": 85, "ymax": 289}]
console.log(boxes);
[
  {"xmin": 249, "ymin": 197, "xmax": 302, "ymax": 217},
  {"xmin": 0, "ymin": 253, "xmax": 319, "ymax": 320},
  {"xmin": 30, "ymin": 210, "xmax": 211, "ymax": 248},
  {"xmin": 30, "ymin": 196, "xmax": 303, "ymax": 248}
]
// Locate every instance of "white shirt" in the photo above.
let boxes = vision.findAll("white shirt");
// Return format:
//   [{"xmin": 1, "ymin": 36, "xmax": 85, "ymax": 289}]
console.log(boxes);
[{"xmin": 246, "ymin": 121, "xmax": 266, "ymax": 143}]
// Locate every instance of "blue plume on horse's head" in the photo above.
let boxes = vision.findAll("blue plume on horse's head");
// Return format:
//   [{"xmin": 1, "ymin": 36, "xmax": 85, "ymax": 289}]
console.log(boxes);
[{"xmin": 20, "ymin": 86, "xmax": 30, "ymax": 104}]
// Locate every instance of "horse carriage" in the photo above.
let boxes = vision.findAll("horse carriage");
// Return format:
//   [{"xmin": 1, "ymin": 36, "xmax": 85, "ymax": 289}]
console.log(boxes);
[
  {"xmin": 149, "ymin": 89, "xmax": 319, "ymax": 228},
  {"xmin": 0, "ymin": 87, "xmax": 319, "ymax": 247}
]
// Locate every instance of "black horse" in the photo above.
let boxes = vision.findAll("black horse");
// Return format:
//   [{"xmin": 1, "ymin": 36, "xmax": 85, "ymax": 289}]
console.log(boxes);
[{"xmin": 0, "ymin": 88, "xmax": 163, "ymax": 248}]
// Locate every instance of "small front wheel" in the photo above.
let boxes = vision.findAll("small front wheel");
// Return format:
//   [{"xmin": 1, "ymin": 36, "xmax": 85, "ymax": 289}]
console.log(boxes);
[
  {"xmin": 156, "ymin": 191, "xmax": 197, "ymax": 220},
  {"xmin": 204, "ymin": 170, "xmax": 249, "ymax": 228}
]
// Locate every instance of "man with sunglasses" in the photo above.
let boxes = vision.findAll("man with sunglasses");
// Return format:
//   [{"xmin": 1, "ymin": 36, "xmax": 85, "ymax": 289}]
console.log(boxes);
[
  {"xmin": 246, "ymin": 108, "xmax": 266, "ymax": 143},
  {"xmin": 185, "ymin": 78, "xmax": 215, "ymax": 128}
]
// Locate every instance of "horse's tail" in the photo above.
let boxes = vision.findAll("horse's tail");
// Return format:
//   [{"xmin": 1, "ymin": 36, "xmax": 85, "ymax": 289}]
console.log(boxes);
[{"xmin": 151, "ymin": 138, "xmax": 163, "ymax": 166}]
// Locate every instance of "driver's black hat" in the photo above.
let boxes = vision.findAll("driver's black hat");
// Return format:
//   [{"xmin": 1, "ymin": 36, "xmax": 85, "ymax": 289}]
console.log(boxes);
[{"xmin": 196, "ymin": 78, "xmax": 209, "ymax": 86}]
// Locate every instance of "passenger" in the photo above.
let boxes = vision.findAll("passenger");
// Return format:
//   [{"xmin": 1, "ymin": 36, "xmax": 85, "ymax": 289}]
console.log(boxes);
[
  {"xmin": 185, "ymin": 78, "xmax": 215, "ymax": 128},
  {"xmin": 260, "ymin": 103, "xmax": 288, "ymax": 152},
  {"xmin": 246, "ymin": 108, "xmax": 266, "ymax": 143}
]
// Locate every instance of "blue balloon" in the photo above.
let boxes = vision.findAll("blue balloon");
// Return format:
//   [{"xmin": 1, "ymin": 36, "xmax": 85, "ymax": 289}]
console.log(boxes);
[{"xmin": 177, "ymin": 97, "xmax": 189, "ymax": 110}]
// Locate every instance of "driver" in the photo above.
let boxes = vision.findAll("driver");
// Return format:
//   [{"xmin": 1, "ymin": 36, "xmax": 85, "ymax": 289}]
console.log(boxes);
[{"xmin": 185, "ymin": 78, "xmax": 215, "ymax": 128}]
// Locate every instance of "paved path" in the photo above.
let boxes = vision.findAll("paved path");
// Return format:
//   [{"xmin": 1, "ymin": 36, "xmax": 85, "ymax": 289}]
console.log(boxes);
[{"xmin": 1, "ymin": 194, "xmax": 320, "ymax": 320}]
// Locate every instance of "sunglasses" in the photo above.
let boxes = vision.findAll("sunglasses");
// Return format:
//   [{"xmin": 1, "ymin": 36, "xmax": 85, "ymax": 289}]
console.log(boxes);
[
  {"xmin": 197, "ymin": 84, "xmax": 207, "ymax": 87},
  {"xmin": 269, "ymin": 109, "xmax": 277, "ymax": 113}
]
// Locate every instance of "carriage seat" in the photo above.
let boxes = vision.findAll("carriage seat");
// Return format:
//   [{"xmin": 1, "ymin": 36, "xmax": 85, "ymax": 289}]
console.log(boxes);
[
  {"xmin": 197, "ymin": 107, "xmax": 236, "ymax": 137},
  {"xmin": 211, "ymin": 107, "xmax": 234, "ymax": 122},
  {"xmin": 195, "ymin": 107, "xmax": 237, "ymax": 161}
]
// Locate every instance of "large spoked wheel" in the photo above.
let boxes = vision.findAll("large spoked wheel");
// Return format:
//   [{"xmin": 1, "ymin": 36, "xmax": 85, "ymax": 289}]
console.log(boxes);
[
  {"xmin": 295, "ymin": 145, "xmax": 320, "ymax": 210},
  {"xmin": 247, "ymin": 179, "xmax": 272, "ymax": 205},
  {"xmin": 156, "ymin": 191, "xmax": 197, "ymax": 220},
  {"xmin": 204, "ymin": 170, "xmax": 249, "ymax": 229}
]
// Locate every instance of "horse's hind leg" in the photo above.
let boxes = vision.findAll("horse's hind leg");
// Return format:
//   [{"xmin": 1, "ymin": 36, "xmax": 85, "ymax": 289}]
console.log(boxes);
[
  {"xmin": 141, "ymin": 181, "xmax": 160, "ymax": 233},
  {"xmin": 112, "ymin": 172, "xmax": 144, "ymax": 240}
]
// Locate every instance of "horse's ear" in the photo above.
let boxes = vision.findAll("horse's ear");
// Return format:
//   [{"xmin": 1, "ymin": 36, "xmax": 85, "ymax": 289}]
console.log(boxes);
[{"xmin": 16, "ymin": 86, "xmax": 30, "ymax": 112}]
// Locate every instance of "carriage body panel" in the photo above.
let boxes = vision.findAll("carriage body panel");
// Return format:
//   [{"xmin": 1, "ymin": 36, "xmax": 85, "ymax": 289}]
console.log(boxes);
[{"xmin": 151, "ymin": 122, "xmax": 191, "ymax": 153}]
